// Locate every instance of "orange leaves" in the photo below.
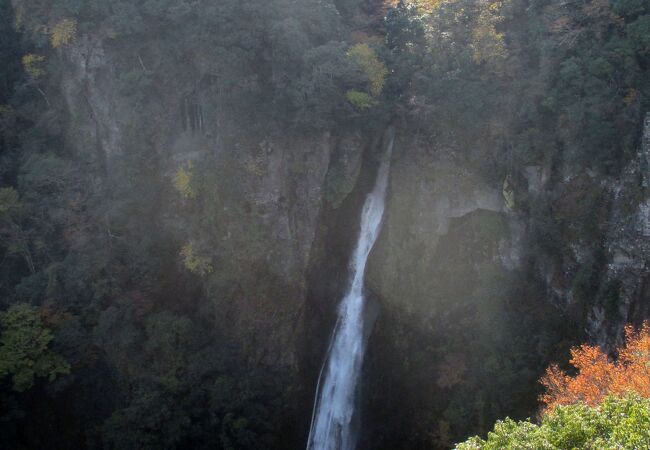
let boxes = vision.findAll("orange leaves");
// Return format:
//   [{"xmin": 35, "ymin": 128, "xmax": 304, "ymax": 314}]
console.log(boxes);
[
  {"xmin": 540, "ymin": 323, "xmax": 650, "ymax": 411},
  {"xmin": 617, "ymin": 323, "xmax": 650, "ymax": 398},
  {"xmin": 540, "ymin": 345, "xmax": 615, "ymax": 410}
]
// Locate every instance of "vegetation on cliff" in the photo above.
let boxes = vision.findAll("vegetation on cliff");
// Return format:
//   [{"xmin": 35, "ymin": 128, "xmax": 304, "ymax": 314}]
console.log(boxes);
[
  {"xmin": 457, "ymin": 394, "xmax": 650, "ymax": 449},
  {"xmin": 456, "ymin": 323, "xmax": 650, "ymax": 448},
  {"xmin": 0, "ymin": 0, "xmax": 649, "ymax": 449}
]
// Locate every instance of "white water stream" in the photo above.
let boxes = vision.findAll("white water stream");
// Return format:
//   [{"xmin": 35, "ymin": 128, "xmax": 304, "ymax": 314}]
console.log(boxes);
[{"xmin": 307, "ymin": 128, "xmax": 394, "ymax": 450}]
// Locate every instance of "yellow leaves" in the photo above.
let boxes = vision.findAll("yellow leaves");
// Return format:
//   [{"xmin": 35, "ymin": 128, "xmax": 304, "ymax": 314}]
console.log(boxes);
[
  {"xmin": 347, "ymin": 43, "xmax": 389, "ymax": 97},
  {"xmin": 415, "ymin": 0, "xmax": 508, "ymax": 70},
  {"xmin": 180, "ymin": 243, "xmax": 213, "ymax": 276},
  {"xmin": 540, "ymin": 322, "xmax": 650, "ymax": 412},
  {"xmin": 414, "ymin": 0, "xmax": 444, "ymax": 12},
  {"xmin": 173, "ymin": 163, "xmax": 196, "ymax": 199},
  {"xmin": 13, "ymin": 20, "xmax": 76, "ymax": 88},
  {"xmin": 471, "ymin": 1, "xmax": 507, "ymax": 66},
  {"xmin": 624, "ymin": 88, "xmax": 639, "ymax": 106},
  {"xmin": 50, "ymin": 18, "xmax": 77, "ymax": 49},
  {"xmin": 22, "ymin": 54, "xmax": 46, "ymax": 79}
]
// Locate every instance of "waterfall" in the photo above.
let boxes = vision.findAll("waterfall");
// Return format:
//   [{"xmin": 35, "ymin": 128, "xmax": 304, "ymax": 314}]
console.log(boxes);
[{"xmin": 307, "ymin": 127, "xmax": 394, "ymax": 450}]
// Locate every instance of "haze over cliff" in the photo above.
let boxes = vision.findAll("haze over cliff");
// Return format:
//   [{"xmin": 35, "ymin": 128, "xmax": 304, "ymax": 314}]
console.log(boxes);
[{"xmin": 0, "ymin": 0, "xmax": 649, "ymax": 448}]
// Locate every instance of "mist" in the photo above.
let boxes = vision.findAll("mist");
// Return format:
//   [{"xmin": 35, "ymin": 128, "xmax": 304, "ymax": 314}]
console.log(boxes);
[{"xmin": 1, "ymin": 0, "xmax": 650, "ymax": 449}]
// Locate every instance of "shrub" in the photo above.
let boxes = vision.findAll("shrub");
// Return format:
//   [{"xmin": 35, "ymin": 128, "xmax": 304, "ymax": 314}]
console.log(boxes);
[
  {"xmin": 455, "ymin": 394, "xmax": 650, "ymax": 449},
  {"xmin": 0, "ymin": 304, "xmax": 70, "ymax": 392},
  {"xmin": 346, "ymin": 90, "xmax": 377, "ymax": 110}
]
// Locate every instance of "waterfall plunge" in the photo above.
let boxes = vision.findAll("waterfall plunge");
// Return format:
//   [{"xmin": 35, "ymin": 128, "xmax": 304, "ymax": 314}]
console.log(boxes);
[{"xmin": 307, "ymin": 128, "xmax": 394, "ymax": 450}]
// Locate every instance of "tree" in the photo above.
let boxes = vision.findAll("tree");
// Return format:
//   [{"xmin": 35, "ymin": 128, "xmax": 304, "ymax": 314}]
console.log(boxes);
[
  {"xmin": 346, "ymin": 90, "xmax": 377, "ymax": 110},
  {"xmin": 0, "ymin": 303, "xmax": 69, "ymax": 392},
  {"xmin": 456, "ymin": 394, "xmax": 650, "ymax": 449},
  {"xmin": 540, "ymin": 322, "xmax": 650, "ymax": 411},
  {"xmin": 346, "ymin": 43, "xmax": 388, "ymax": 97},
  {"xmin": 50, "ymin": 18, "xmax": 76, "ymax": 48}
]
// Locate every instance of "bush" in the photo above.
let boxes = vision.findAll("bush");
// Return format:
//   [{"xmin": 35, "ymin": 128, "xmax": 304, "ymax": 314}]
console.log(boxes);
[
  {"xmin": 0, "ymin": 303, "xmax": 70, "ymax": 391},
  {"xmin": 346, "ymin": 90, "xmax": 377, "ymax": 110},
  {"xmin": 455, "ymin": 394, "xmax": 650, "ymax": 449}
]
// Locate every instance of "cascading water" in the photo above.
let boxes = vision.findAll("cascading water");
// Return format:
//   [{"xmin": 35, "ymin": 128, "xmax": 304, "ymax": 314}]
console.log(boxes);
[{"xmin": 307, "ymin": 128, "xmax": 394, "ymax": 450}]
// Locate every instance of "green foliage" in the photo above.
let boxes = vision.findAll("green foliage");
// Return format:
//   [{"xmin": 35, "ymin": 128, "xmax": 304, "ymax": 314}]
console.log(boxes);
[
  {"xmin": 627, "ymin": 15, "xmax": 650, "ymax": 54},
  {"xmin": 470, "ymin": 0, "xmax": 508, "ymax": 67},
  {"xmin": 612, "ymin": 0, "xmax": 649, "ymax": 18},
  {"xmin": 288, "ymin": 41, "xmax": 360, "ymax": 129},
  {"xmin": 102, "ymin": 385, "xmax": 189, "ymax": 450},
  {"xmin": 347, "ymin": 43, "xmax": 388, "ymax": 97},
  {"xmin": 386, "ymin": 1, "xmax": 426, "ymax": 53},
  {"xmin": 346, "ymin": 90, "xmax": 377, "ymax": 110},
  {"xmin": 143, "ymin": 312, "xmax": 193, "ymax": 389},
  {"xmin": 0, "ymin": 0, "xmax": 21, "ymax": 105},
  {"xmin": 0, "ymin": 303, "xmax": 69, "ymax": 391},
  {"xmin": 456, "ymin": 394, "xmax": 650, "ymax": 449}
]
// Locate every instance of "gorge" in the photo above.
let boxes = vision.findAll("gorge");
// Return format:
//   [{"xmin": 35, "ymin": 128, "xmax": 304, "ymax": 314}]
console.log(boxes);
[{"xmin": 0, "ymin": 0, "xmax": 649, "ymax": 449}]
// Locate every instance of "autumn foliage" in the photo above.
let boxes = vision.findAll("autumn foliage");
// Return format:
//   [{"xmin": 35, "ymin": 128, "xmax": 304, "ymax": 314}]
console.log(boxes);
[{"xmin": 540, "ymin": 322, "xmax": 650, "ymax": 411}]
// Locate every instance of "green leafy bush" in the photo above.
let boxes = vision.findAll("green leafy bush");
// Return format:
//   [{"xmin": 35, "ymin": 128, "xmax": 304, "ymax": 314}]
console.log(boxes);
[
  {"xmin": 346, "ymin": 90, "xmax": 377, "ymax": 110},
  {"xmin": 456, "ymin": 394, "xmax": 650, "ymax": 449},
  {"xmin": 0, "ymin": 303, "xmax": 69, "ymax": 391}
]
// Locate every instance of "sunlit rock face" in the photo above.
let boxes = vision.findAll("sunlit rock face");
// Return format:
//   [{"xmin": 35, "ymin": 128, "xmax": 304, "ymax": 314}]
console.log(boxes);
[
  {"xmin": 588, "ymin": 113, "xmax": 650, "ymax": 347},
  {"xmin": 358, "ymin": 132, "xmax": 532, "ymax": 449},
  {"xmin": 366, "ymin": 133, "xmax": 514, "ymax": 317},
  {"xmin": 357, "ymin": 118, "xmax": 650, "ymax": 448}
]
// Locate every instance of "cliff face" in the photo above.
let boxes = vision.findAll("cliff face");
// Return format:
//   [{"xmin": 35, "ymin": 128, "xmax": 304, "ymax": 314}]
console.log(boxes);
[
  {"xmin": 58, "ymin": 35, "xmax": 338, "ymax": 368},
  {"xmin": 55, "ymin": 31, "xmax": 650, "ymax": 444},
  {"xmin": 358, "ymin": 117, "xmax": 650, "ymax": 447},
  {"xmin": 367, "ymin": 134, "xmax": 512, "ymax": 315},
  {"xmin": 43, "ymin": 28, "xmax": 650, "ymax": 444},
  {"xmin": 4, "ymin": 0, "xmax": 650, "ymax": 448},
  {"xmin": 587, "ymin": 113, "xmax": 650, "ymax": 345}
]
